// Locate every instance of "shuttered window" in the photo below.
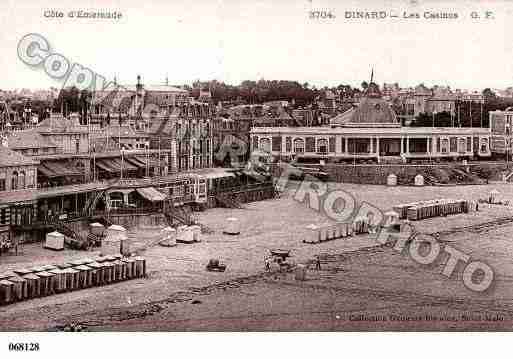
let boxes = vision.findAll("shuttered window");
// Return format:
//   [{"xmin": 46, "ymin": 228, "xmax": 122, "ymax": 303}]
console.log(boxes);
[
  {"xmin": 329, "ymin": 137, "xmax": 336, "ymax": 153},
  {"xmin": 305, "ymin": 137, "xmax": 316, "ymax": 153},
  {"xmin": 272, "ymin": 137, "xmax": 282, "ymax": 152}
]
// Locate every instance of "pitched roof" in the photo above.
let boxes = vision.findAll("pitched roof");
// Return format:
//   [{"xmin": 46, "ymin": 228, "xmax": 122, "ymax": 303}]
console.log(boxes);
[
  {"xmin": 37, "ymin": 114, "xmax": 88, "ymax": 133},
  {"xmin": 7, "ymin": 129, "xmax": 58, "ymax": 150},
  {"xmin": 0, "ymin": 146, "xmax": 39, "ymax": 167},
  {"xmin": 350, "ymin": 97, "xmax": 398, "ymax": 124},
  {"xmin": 105, "ymin": 125, "xmax": 148, "ymax": 138},
  {"xmin": 330, "ymin": 108, "xmax": 355, "ymax": 126}
]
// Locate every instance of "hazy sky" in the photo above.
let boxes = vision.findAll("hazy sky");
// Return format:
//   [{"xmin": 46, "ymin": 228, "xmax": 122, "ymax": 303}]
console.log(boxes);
[{"xmin": 1, "ymin": 0, "xmax": 512, "ymax": 90}]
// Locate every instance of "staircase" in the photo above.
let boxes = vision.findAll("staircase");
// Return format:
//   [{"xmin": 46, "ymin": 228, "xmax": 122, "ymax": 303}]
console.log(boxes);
[
  {"xmin": 164, "ymin": 203, "xmax": 194, "ymax": 226},
  {"xmin": 96, "ymin": 216, "xmax": 113, "ymax": 227},
  {"xmin": 50, "ymin": 221, "xmax": 89, "ymax": 250},
  {"xmin": 83, "ymin": 190, "xmax": 106, "ymax": 217},
  {"xmin": 163, "ymin": 202, "xmax": 214, "ymax": 234},
  {"xmin": 503, "ymin": 170, "xmax": 513, "ymax": 183}
]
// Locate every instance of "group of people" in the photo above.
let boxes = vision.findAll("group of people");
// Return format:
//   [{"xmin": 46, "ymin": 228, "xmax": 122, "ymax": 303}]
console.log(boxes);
[
  {"xmin": 263, "ymin": 255, "xmax": 321, "ymax": 271},
  {"xmin": 0, "ymin": 233, "xmax": 17, "ymax": 256}
]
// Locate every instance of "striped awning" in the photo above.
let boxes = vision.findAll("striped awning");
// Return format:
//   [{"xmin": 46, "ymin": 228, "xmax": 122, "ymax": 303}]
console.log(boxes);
[
  {"xmin": 109, "ymin": 158, "xmax": 138, "ymax": 171},
  {"xmin": 37, "ymin": 165, "xmax": 57, "ymax": 178},
  {"xmin": 136, "ymin": 187, "xmax": 167, "ymax": 202},
  {"xmin": 96, "ymin": 159, "xmax": 118, "ymax": 173},
  {"xmin": 125, "ymin": 157, "xmax": 147, "ymax": 168},
  {"xmin": 136, "ymin": 155, "xmax": 161, "ymax": 167},
  {"xmin": 45, "ymin": 162, "xmax": 81, "ymax": 176},
  {"xmin": 38, "ymin": 162, "xmax": 81, "ymax": 178},
  {"xmin": 96, "ymin": 158, "xmax": 138, "ymax": 173}
]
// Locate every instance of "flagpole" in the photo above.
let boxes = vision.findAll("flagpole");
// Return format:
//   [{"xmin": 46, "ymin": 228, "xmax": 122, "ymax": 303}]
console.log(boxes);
[
  {"xmin": 146, "ymin": 141, "xmax": 149, "ymax": 177},
  {"xmin": 480, "ymin": 101, "xmax": 483, "ymax": 128},
  {"xmin": 121, "ymin": 147, "xmax": 124, "ymax": 180},
  {"xmin": 469, "ymin": 100, "xmax": 472, "ymax": 128},
  {"xmin": 458, "ymin": 102, "xmax": 461, "ymax": 127}
]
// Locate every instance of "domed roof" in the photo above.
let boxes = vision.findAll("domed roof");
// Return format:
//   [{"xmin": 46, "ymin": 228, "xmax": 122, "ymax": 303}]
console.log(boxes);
[
  {"xmin": 365, "ymin": 82, "xmax": 382, "ymax": 98},
  {"xmin": 350, "ymin": 96, "xmax": 398, "ymax": 124},
  {"xmin": 330, "ymin": 80, "xmax": 399, "ymax": 127}
]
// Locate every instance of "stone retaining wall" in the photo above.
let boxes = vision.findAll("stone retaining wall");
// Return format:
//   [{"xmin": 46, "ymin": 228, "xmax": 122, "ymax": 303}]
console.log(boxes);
[{"xmin": 271, "ymin": 163, "xmax": 511, "ymax": 185}]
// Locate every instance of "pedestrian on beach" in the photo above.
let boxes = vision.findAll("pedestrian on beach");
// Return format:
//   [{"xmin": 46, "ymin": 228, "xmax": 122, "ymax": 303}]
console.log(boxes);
[
  {"xmin": 265, "ymin": 257, "xmax": 270, "ymax": 272},
  {"xmin": 315, "ymin": 257, "xmax": 321, "ymax": 270}
]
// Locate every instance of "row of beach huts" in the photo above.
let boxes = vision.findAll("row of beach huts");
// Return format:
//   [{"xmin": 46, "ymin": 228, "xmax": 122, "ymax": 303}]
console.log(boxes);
[
  {"xmin": 0, "ymin": 255, "xmax": 147, "ymax": 306},
  {"xmin": 303, "ymin": 197, "xmax": 477, "ymax": 244}
]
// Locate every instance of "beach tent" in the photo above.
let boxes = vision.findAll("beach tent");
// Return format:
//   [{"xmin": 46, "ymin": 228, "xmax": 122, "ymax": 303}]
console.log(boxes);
[
  {"xmin": 304, "ymin": 224, "xmax": 320, "ymax": 244},
  {"xmin": 414, "ymin": 174, "xmax": 425, "ymax": 186},
  {"xmin": 90, "ymin": 222, "xmax": 105, "ymax": 236},
  {"xmin": 384, "ymin": 210, "xmax": 400, "ymax": 225},
  {"xmin": 223, "ymin": 217, "xmax": 240, "ymax": 235},
  {"xmin": 102, "ymin": 225, "xmax": 127, "ymax": 255},
  {"xmin": 45, "ymin": 231, "xmax": 64, "ymax": 251},
  {"xmin": 489, "ymin": 189, "xmax": 500, "ymax": 203},
  {"xmin": 176, "ymin": 226, "xmax": 194, "ymax": 244},
  {"xmin": 159, "ymin": 227, "xmax": 177, "ymax": 247},
  {"xmin": 386, "ymin": 174, "xmax": 397, "ymax": 186},
  {"xmin": 189, "ymin": 225, "xmax": 202, "ymax": 243}
]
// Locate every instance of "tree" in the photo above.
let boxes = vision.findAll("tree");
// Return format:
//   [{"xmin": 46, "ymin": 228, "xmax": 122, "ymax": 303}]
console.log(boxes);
[
  {"xmin": 482, "ymin": 88, "xmax": 496, "ymax": 103},
  {"xmin": 361, "ymin": 81, "xmax": 369, "ymax": 90}
]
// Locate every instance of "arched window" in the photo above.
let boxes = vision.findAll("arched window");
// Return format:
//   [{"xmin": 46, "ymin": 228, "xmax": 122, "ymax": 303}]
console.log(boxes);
[
  {"xmin": 317, "ymin": 139, "xmax": 328, "ymax": 154},
  {"xmin": 293, "ymin": 138, "xmax": 305, "ymax": 154},
  {"xmin": 11, "ymin": 171, "xmax": 18, "ymax": 190},
  {"xmin": 19, "ymin": 171, "xmax": 25, "ymax": 189}
]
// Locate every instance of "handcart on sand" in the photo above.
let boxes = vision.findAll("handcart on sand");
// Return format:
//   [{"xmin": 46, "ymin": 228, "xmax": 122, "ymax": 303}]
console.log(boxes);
[
  {"xmin": 269, "ymin": 249, "xmax": 293, "ymax": 270},
  {"xmin": 206, "ymin": 259, "xmax": 227, "ymax": 272}
]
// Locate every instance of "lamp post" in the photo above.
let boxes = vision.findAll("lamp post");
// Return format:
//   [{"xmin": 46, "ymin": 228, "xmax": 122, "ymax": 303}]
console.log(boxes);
[
  {"xmin": 145, "ymin": 141, "xmax": 150, "ymax": 178},
  {"xmin": 507, "ymin": 138, "xmax": 510, "ymax": 168},
  {"xmin": 120, "ymin": 147, "xmax": 125, "ymax": 180}
]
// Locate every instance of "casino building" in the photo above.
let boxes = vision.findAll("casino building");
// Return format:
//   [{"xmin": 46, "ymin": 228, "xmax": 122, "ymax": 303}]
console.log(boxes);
[{"xmin": 250, "ymin": 83, "xmax": 492, "ymax": 163}]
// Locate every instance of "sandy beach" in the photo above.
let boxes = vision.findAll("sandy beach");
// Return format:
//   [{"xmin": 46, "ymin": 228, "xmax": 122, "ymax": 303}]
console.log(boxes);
[{"xmin": 1, "ymin": 182, "xmax": 513, "ymax": 331}]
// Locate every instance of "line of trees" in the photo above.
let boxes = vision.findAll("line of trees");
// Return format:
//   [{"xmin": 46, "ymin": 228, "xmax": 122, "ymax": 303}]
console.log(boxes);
[
  {"xmin": 53, "ymin": 87, "xmax": 92, "ymax": 123},
  {"xmin": 191, "ymin": 80, "xmax": 364, "ymax": 107},
  {"xmin": 6, "ymin": 100, "xmax": 51, "ymax": 123}
]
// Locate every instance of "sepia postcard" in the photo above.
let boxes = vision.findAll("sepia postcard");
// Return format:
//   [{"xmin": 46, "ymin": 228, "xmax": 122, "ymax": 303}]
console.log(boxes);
[{"xmin": 1, "ymin": 0, "xmax": 513, "ymax": 352}]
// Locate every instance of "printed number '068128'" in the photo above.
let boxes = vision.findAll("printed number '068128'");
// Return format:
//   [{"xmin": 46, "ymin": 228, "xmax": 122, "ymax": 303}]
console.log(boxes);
[
  {"xmin": 8, "ymin": 343, "xmax": 40, "ymax": 351},
  {"xmin": 309, "ymin": 10, "xmax": 336, "ymax": 19}
]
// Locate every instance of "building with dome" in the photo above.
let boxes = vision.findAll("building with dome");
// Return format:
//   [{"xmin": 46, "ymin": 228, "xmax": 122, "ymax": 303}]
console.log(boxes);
[{"xmin": 250, "ymin": 81, "xmax": 492, "ymax": 163}]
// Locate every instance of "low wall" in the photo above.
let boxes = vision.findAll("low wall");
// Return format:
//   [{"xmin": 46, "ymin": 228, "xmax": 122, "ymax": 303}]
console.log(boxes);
[
  {"xmin": 106, "ymin": 213, "xmax": 167, "ymax": 229},
  {"xmin": 206, "ymin": 184, "xmax": 276, "ymax": 208},
  {"xmin": 271, "ymin": 162, "xmax": 512, "ymax": 185}
]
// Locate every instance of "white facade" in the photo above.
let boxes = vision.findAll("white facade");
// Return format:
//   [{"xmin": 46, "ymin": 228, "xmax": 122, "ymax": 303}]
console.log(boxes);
[{"xmin": 250, "ymin": 126, "xmax": 491, "ymax": 161}]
